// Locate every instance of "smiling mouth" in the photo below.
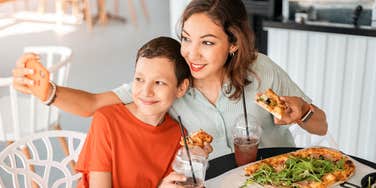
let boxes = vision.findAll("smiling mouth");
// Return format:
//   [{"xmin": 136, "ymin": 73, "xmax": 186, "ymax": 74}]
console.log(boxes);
[
  {"xmin": 140, "ymin": 99, "xmax": 158, "ymax": 105},
  {"xmin": 190, "ymin": 63, "xmax": 206, "ymax": 72}
]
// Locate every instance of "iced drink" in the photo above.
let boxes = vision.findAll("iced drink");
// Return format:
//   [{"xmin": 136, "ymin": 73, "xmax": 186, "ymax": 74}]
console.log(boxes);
[
  {"xmin": 175, "ymin": 177, "xmax": 204, "ymax": 187},
  {"xmin": 234, "ymin": 137, "xmax": 259, "ymax": 166},
  {"xmin": 172, "ymin": 148, "xmax": 208, "ymax": 188},
  {"xmin": 232, "ymin": 114, "xmax": 262, "ymax": 166}
]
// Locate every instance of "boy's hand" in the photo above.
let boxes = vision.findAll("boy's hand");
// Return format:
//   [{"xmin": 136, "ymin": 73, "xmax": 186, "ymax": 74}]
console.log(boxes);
[
  {"xmin": 158, "ymin": 172, "xmax": 186, "ymax": 188},
  {"xmin": 13, "ymin": 53, "xmax": 52, "ymax": 102},
  {"xmin": 12, "ymin": 53, "xmax": 40, "ymax": 94}
]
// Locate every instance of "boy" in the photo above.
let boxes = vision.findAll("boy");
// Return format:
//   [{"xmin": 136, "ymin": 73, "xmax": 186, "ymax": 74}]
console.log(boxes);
[{"xmin": 75, "ymin": 37, "xmax": 190, "ymax": 187}]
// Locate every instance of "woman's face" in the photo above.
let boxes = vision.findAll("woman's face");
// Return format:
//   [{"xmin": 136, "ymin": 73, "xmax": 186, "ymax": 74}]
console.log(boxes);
[{"xmin": 181, "ymin": 13, "xmax": 237, "ymax": 81}]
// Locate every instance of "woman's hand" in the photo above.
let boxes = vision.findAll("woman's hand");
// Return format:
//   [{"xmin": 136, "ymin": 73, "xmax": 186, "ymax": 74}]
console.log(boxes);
[
  {"xmin": 274, "ymin": 96, "xmax": 310, "ymax": 125},
  {"xmin": 275, "ymin": 96, "xmax": 328, "ymax": 135},
  {"xmin": 12, "ymin": 53, "xmax": 41, "ymax": 94},
  {"xmin": 158, "ymin": 172, "xmax": 186, "ymax": 188}
]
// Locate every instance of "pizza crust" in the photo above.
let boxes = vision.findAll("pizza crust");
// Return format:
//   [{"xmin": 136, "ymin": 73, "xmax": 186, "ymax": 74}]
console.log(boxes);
[
  {"xmin": 180, "ymin": 129, "xmax": 213, "ymax": 148},
  {"xmin": 255, "ymin": 89, "xmax": 287, "ymax": 120}
]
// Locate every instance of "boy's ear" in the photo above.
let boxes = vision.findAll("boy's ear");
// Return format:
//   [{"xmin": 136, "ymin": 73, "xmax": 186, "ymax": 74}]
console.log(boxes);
[{"xmin": 176, "ymin": 79, "xmax": 190, "ymax": 98}]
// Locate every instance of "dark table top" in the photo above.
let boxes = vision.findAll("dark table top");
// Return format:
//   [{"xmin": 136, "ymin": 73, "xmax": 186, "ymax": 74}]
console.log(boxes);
[{"xmin": 206, "ymin": 147, "xmax": 376, "ymax": 180}]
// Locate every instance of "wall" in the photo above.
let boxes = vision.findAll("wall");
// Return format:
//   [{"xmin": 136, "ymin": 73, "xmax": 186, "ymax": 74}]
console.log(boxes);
[{"xmin": 267, "ymin": 27, "xmax": 376, "ymax": 162}]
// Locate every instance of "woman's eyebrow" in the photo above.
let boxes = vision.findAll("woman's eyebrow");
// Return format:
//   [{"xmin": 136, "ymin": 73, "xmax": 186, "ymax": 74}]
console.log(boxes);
[
  {"xmin": 182, "ymin": 30, "xmax": 218, "ymax": 39},
  {"xmin": 200, "ymin": 34, "xmax": 218, "ymax": 39}
]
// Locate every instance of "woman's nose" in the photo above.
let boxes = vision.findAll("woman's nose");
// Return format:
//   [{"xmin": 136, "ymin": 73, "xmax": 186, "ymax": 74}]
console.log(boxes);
[{"xmin": 186, "ymin": 43, "xmax": 201, "ymax": 60}]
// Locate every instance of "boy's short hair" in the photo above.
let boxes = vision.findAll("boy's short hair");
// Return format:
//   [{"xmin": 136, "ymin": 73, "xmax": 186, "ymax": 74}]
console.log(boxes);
[{"xmin": 136, "ymin": 37, "xmax": 191, "ymax": 86}]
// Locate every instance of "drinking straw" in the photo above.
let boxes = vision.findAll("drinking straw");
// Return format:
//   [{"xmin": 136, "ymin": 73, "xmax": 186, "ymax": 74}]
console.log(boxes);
[
  {"xmin": 177, "ymin": 116, "xmax": 197, "ymax": 184},
  {"xmin": 242, "ymin": 89, "xmax": 250, "ymax": 138}
]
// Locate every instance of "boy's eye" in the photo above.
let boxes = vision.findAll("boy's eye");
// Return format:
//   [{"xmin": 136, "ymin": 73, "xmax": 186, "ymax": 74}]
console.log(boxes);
[
  {"xmin": 181, "ymin": 36, "xmax": 190, "ymax": 42},
  {"xmin": 135, "ymin": 77, "xmax": 143, "ymax": 82},
  {"xmin": 202, "ymin": 41, "xmax": 214, "ymax": 45},
  {"xmin": 155, "ymin": 81, "xmax": 166, "ymax": 85}
]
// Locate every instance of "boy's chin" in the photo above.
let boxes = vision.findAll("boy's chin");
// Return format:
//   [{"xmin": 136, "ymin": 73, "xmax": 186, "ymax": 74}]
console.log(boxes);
[{"xmin": 138, "ymin": 108, "xmax": 168, "ymax": 116}]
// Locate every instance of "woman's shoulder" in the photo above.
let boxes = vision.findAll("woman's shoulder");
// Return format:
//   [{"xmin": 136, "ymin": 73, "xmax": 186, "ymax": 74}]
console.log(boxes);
[
  {"xmin": 252, "ymin": 53, "xmax": 279, "ymax": 71},
  {"xmin": 252, "ymin": 53, "xmax": 291, "ymax": 77},
  {"xmin": 248, "ymin": 53, "xmax": 292, "ymax": 90}
]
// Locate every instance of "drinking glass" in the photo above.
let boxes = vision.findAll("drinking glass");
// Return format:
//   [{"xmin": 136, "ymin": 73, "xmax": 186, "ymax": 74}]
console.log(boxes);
[
  {"xmin": 172, "ymin": 148, "xmax": 208, "ymax": 188},
  {"xmin": 232, "ymin": 114, "xmax": 262, "ymax": 166}
]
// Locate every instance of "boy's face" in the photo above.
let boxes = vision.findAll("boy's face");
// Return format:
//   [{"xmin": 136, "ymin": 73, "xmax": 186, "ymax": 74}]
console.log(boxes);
[{"xmin": 132, "ymin": 57, "xmax": 186, "ymax": 116}]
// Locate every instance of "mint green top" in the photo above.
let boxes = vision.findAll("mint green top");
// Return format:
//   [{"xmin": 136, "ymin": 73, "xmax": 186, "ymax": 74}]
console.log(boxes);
[{"xmin": 113, "ymin": 53, "xmax": 311, "ymax": 159}]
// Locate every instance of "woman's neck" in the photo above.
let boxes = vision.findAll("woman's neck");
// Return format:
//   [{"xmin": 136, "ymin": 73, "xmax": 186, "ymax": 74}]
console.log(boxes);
[
  {"xmin": 194, "ymin": 77, "xmax": 222, "ymax": 91},
  {"xmin": 194, "ymin": 68, "xmax": 227, "ymax": 88},
  {"xmin": 126, "ymin": 103, "xmax": 166, "ymax": 126},
  {"xmin": 193, "ymin": 72, "xmax": 227, "ymax": 105}
]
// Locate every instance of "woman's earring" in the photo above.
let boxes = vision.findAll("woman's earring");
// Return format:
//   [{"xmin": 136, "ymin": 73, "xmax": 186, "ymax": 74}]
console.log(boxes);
[{"xmin": 230, "ymin": 52, "xmax": 235, "ymax": 57}]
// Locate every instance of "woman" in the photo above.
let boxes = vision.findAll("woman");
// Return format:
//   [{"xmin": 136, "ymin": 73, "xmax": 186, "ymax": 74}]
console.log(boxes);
[{"xmin": 13, "ymin": 0, "xmax": 327, "ymax": 160}]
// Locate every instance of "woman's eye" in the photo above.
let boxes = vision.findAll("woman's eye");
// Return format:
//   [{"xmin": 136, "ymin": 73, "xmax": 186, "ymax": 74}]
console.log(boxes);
[{"xmin": 203, "ymin": 41, "xmax": 214, "ymax": 45}]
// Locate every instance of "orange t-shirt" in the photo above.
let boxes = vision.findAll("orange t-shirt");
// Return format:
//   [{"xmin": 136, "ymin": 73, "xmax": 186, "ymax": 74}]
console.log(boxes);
[{"xmin": 76, "ymin": 104, "xmax": 182, "ymax": 188}]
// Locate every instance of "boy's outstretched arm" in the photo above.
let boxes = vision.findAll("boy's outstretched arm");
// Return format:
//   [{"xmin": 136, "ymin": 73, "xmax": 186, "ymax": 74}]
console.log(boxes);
[
  {"xmin": 53, "ymin": 87, "xmax": 121, "ymax": 117},
  {"xmin": 13, "ymin": 53, "xmax": 122, "ymax": 117}
]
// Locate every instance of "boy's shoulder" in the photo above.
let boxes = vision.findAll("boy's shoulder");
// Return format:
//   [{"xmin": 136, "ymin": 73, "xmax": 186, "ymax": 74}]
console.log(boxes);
[{"xmin": 94, "ymin": 104, "xmax": 127, "ymax": 117}]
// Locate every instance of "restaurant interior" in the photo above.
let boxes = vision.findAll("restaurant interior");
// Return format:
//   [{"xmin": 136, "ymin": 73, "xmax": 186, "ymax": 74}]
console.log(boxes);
[{"xmin": 0, "ymin": 0, "xmax": 375, "ymax": 187}]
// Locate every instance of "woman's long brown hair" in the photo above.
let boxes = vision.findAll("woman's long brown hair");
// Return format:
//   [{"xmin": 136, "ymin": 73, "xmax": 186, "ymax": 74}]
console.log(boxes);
[{"xmin": 180, "ymin": 0, "xmax": 258, "ymax": 100}]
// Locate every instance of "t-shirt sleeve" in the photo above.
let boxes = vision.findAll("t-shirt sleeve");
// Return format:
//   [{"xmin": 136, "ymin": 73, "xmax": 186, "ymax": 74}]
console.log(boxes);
[
  {"xmin": 76, "ymin": 111, "xmax": 113, "ymax": 173},
  {"xmin": 112, "ymin": 83, "xmax": 134, "ymax": 104}
]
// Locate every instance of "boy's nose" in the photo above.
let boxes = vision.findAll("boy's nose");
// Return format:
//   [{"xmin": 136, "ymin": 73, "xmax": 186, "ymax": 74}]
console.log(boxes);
[{"xmin": 142, "ymin": 83, "xmax": 154, "ymax": 97}]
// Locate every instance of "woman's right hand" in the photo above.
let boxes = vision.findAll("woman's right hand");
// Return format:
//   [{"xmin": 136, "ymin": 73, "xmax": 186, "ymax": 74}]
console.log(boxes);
[
  {"xmin": 12, "ymin": 53, "xmax": 41, "ymax": 94},
  {"xmin": 158, "ymin": 171, "xmax": 186, "ymax": 188}
]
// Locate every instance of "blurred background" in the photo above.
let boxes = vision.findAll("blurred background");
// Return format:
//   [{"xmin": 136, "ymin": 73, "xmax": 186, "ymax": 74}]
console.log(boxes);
[{"xmin": 0, "ymin": 0, "xmax": 172, "ymax": 134}]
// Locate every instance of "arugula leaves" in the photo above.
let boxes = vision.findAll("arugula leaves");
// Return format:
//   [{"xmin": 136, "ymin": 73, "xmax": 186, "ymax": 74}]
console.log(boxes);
[{"xmin": 242, "ymin": 156, "xmax": 345, "ymax": 188}]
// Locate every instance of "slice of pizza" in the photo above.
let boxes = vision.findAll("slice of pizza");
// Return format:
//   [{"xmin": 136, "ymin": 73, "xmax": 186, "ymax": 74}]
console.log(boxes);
[
  {"xmin": 243, "ymin": 147, "xmax": 356, "ymax": 188},
  {"xmin": 180, "ymin": 129, "xmax": 213, "ymax": 148},
  {"xmin": 255, "ymin": 89, "xmax": 287, "ymax": 119}
]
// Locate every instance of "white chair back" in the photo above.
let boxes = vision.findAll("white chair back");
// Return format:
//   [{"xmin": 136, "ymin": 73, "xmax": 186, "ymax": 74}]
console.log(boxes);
[
  {"xmin": 0, "ymin": 130, "xmax": 86, "ymax": 188},
  {"xmin": 0, "ymin": 46, "xmax": 72, "ymax": 141}
]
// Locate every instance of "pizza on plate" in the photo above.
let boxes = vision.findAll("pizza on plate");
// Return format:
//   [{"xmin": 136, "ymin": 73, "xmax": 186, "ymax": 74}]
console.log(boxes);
[
  {"xmin": 255, "ymin": 89, "xmax": 287, "ymax": 119},
  {"xmin": 242, "ymin": 147, "xmax": 355, "ymax": 188},
  {"xmin": 180, "ymin": 129, "xmax": 213, "ymax": 148}
]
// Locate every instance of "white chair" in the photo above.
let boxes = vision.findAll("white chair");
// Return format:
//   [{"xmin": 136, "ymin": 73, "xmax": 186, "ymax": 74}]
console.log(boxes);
[
  {"xmin": 0, "ymin": 46, "xmax": 73, "ymax": 178},
  {"xmin": 0, "ymin": 46, "xmax": 72, "ymax": 142},
  {"xmin": 0, "ymin": 130, "xmax": 86, "ymax": 188},
  {"xmin": 289, "ymin": 124, "xmax": 339, "ymax": 149}
]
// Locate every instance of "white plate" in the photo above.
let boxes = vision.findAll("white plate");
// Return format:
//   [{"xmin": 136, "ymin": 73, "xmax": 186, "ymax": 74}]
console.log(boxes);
[{"xmin": 205, "ymin": 158, "xmax": 375, "ymax": 188}]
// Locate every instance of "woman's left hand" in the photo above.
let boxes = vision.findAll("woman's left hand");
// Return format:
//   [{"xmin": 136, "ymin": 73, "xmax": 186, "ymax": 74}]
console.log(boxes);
[{"xmin": 274, "ymin": 96, "xmax": 309, "ymax": 125}]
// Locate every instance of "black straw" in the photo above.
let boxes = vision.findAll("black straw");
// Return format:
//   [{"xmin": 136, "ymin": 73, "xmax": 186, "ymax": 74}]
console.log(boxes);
[
  {"xmin": 242, "ymin": 89, "xmax": 250, "ymax": 138},
  {"xmin": 177, "ymin": 116, "xmax": 197, "ymax": 184}
]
